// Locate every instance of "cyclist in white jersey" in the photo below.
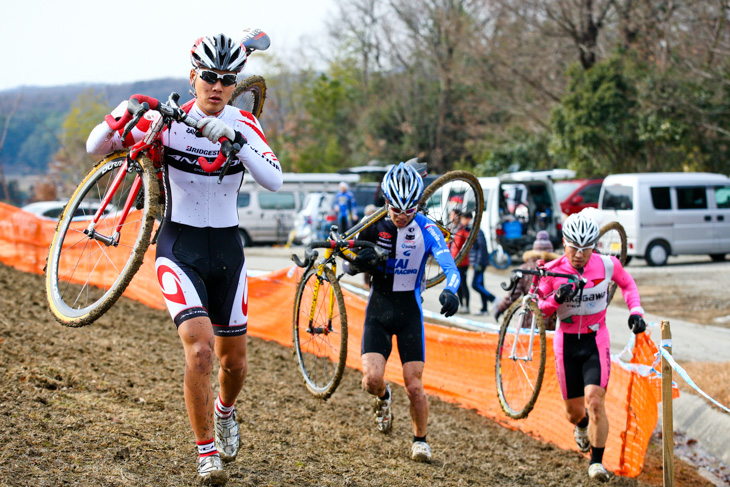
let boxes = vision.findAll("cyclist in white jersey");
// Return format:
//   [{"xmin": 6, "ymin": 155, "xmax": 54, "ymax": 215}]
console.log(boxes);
[
  {"xmin": 345, "ymin": 162, "xmax": 460, "ymax": 464},
  {"xmin": 86, "ymin": 33, "xmax": 282, "ymax": 486}
]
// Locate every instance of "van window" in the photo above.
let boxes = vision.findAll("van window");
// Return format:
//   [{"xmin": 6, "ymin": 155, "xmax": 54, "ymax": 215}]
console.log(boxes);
[
  {"xmin": 715, "ymin": 186, "xmax": 730, "ymax": 209},
  {"xmin": 676, "ymin": 186, "xmax": 707, "ymax": 210},
  {"xmin": 259, "ymin": 192, "xmax": 297, "ymax": 210},
  {"xmin": 602, "ymin": 185, "xmax": 633, "ymax": 210},
  {"xmin": 650, "ymin": 187, "xmax": 671, "ymax": 210},
  {"xmin": 237, "ymin": 193, "xmax": 251, "ymax": 208}
]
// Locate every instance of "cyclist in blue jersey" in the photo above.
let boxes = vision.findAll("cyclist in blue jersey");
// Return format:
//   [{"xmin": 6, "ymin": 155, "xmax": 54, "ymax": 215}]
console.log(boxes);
[{"xmin": 344, "ymin": 162, "xmax": 460, "ymax": 463}]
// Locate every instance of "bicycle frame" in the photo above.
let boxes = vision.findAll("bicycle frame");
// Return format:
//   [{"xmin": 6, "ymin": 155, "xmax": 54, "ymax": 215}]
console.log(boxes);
[
  {"xmin": 502, "ymin": 262, "xmax": 586, "ymax": 362},
  {"xmin": 85, "ymin": 157, "xmax": 145, "ymax": 247}
]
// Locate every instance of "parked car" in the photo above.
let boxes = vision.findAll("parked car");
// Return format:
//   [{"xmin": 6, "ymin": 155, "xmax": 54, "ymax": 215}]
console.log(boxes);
[
  {"xmin": 21, "ymin": 200, "xmax": 117, "ymax": 221},
  {"xmin": 290, "ymin": 192, "xmax": 337, "ymax": 245},
  {"xmin": 554, "ymin": 178, "xmax": 604, "ymax": 217},
  {"xmin": 598, "ymin": 172, "xmax": 730, "ymax": 266},
  {"xmin": 237, "ymin": 173, "xmax": 358, "ymax": 246}
]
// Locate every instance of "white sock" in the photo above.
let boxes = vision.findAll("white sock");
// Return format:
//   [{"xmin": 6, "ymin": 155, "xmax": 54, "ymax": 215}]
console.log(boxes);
[{"xmin": 215, "ymin": 395, "xmax": 234, "ymax": 419}]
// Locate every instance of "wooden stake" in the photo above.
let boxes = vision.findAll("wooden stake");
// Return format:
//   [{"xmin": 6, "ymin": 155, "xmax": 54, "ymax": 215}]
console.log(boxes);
[{"xmin": 661, "ymin": 320, "xmax": 674, "ymax": 487}]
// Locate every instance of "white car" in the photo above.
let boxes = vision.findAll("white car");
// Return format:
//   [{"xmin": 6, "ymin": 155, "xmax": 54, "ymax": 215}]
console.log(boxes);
[
  {"xmin": 290, "ymin": 192, "xmax": 336, "ymax": 245},
  {"xmin": 22, "ymin": 200, "xmax": 116, "ymax": 222}
]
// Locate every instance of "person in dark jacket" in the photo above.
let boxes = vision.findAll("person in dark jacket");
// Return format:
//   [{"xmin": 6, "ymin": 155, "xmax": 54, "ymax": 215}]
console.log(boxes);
[{"xmin": 468, "ymin": 222, "xmax": 496, "ymax": 315}]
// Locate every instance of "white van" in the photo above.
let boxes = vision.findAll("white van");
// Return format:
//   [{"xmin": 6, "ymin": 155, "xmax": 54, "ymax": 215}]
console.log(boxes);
[
  {"xmin": 237, "ymin": 173, "xmax": 359, "ymax": 246},
  {"xmin": 479, "ymin": 172, "xmax": 563, "ymax": 266},
  {"xmin": 598, "ymin": 172, "xmax": 730, "ymax": 266}
]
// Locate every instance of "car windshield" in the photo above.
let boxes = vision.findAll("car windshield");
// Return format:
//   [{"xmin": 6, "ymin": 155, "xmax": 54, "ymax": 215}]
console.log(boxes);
[
  {"xmin": 601, "ymin": 184, "xmax": 634, "ymax": 210},
  {"xmin": 553, "ymin": 181, "xmax": 580, "ymax": 201}
]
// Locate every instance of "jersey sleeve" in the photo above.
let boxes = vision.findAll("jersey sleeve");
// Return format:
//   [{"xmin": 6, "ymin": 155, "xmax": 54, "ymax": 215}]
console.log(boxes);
[
  {"xmin": 611, "ymin": 256, "xmax": 644, "ymax": 316},
  {"xmin": 422, "ymin": 220, "xmax": 460, "ymax": 293},
  {"xmin": 232, "ymin": 111, "xmax": 282, "ymax": 192}
]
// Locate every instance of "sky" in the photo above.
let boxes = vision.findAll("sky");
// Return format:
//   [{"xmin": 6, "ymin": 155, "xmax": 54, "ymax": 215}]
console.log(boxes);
[{"xmin": 0, "ymin": 0, "xmax": 338, "ymax": 92}]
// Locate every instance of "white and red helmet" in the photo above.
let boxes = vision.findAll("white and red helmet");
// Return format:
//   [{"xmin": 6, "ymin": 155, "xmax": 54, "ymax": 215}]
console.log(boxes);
[{"xmin": 190, "ymin": 33, "xmax": 247, "ymax": 73}]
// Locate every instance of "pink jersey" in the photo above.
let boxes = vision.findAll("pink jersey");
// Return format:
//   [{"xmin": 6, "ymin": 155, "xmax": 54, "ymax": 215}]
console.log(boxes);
[{"xmin": 538, "ymin": 253, "xmax": 644, "ymax": 335}]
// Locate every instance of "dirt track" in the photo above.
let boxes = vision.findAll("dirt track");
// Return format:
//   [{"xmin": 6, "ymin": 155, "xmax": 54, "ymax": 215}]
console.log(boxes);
[{"xmin": 0, "ymin": 263, "xmax": 712, "ymax": 487}]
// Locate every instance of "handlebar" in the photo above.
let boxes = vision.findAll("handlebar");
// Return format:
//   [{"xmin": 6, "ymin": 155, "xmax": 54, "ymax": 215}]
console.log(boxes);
[
  {"xmin": 291, "ymin": 240, "xmax": 388, "ymax": 269},
  {"xmin": 500, "ymin": 261, "xmax": 585, "ymax": 292},
  {"xmin": 104, "ymin": 92, "xmax": 242, "ymax": 181}
]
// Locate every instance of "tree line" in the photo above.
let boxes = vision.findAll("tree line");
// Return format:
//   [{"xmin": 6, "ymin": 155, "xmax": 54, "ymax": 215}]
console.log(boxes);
[{"xmin": 2, "ymin": 0, "xmax": 729, "ymax": 204}]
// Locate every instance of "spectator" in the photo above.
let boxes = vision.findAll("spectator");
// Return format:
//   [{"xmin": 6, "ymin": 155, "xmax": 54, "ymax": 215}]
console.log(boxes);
[{"xmin": 468, "ymin": 221, "xmax": 495, "ymax": 315}]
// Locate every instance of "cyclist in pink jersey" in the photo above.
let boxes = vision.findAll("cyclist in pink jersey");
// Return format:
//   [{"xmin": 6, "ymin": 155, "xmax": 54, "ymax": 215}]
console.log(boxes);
[
  {"xmin": 538, "ymin": 211, "xmax": 646, "ymax": 482},
  {"xmin": 86, "ymin": 33, "xmax": 281, "ymax": 486}
]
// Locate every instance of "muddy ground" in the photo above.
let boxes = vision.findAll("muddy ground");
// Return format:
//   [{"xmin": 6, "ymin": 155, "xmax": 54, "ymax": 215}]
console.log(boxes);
[{"xmin": 0, "ymin": 262, "xmax": 715, "ymax": 487}]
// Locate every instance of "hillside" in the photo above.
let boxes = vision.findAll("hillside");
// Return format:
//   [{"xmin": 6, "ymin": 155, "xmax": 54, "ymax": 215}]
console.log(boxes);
[{"xmin": 0, "ymin": 78, "xmax": 189, "ymax": 175}]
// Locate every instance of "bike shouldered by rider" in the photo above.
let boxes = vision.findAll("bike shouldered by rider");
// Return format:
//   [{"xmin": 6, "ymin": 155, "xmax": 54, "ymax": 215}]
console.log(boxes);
[{"xmin": 87, "ymin": 31, "xmax": 279, "ymax": 486}]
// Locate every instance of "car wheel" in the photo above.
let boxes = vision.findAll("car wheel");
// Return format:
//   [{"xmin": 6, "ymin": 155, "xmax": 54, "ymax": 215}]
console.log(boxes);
[
  {"xmin": 239, "ymin": 229, "xmax": 252, "ymax": 247},
  {"xmin": 710, "ymin": 253, "xmax": 727, "ymax": 262},
  {"xmin": 645, "ymin": 241, "xmax": 669, "ymax": 266}
]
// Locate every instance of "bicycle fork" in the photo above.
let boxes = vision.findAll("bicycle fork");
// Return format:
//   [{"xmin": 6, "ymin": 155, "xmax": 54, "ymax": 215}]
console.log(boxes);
[
  {"xmin": 509, "ymin": 295, "xmax": 538, "ymax": 362},
  {"xmin": 83, "ymin": 159, "xmax": 143, "ymax": 247},
  {"xmin": 306, "ymin": 254, "xmax": 337, "ymax": 335}
]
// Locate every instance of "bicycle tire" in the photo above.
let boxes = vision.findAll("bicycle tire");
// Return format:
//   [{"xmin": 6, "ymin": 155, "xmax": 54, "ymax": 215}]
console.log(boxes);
[
  {"xmin": 495, "ymin": 298, "xmax": 546, "ymax": 419},
  {"xmin": 489, "ymin": 247, "xmax": 512, "ymax": 270},
  {"xmin": 418, "ymin": 170, "xmax": 484, "ymax": 288},
  {"xmin": 596, "ymin": 221, "xmax": 627, "ymax": 305},
  {"xmin": 292, "ymin": 265, "xmax": 348, "ymax": 400},
  {"xmin": 46, "ymin": 151, "xmax": 160, "ymax": 327},
  {"xmin": 229, "ymin": 75, "xmax": 267, "ymax": 118}
]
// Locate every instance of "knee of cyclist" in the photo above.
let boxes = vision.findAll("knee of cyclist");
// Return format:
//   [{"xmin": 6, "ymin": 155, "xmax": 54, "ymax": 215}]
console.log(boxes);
[
  {"xmin": 187, "ymin": 343, "xmax": 215, "ymax": 373},
  {"xmin": 404, "ymin": 382, "xmax": 424, "ymax": 401},
  {"xmin": 585, "ymin": 395, "xmax": 605, "ymax": 416}
]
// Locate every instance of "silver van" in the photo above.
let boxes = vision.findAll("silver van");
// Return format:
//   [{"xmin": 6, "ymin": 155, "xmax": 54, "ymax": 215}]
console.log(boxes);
[
  {"xmin": 237, "ymin": 173, "xmax": 358, "ymax": 246},
  {"xmin": 598, "ymin": 172, "xmax": 730, "ymax": 266}
]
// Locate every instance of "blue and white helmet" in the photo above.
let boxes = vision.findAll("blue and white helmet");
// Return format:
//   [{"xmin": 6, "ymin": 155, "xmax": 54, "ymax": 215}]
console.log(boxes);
[
  {"xmin": 381, "ymin": 162, "xmax": 424, "ymax": 211},
  {"xmin": 190, "ymin": 33, "xmax": 247, "ymax": 73},
  {"xmin": 562, "ymin": 212, "xmax": 600, "ymax": 247}
]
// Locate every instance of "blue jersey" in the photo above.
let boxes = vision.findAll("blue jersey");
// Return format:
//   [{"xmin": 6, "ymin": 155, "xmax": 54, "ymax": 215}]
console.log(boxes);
[
  {"xmin": 358, "ymin": 213, "xmax": 460, "ymax": 294},
  {"xmin": 334, "ymin": 190, "xmax": 357, "ymax": 218}
]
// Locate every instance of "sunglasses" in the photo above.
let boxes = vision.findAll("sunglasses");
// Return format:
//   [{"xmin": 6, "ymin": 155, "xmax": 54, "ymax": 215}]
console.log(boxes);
[
  {"xmin": 197, "ymin": 69, "xmax": 237, "ymax": 87},
  {"xmin": 389, "ymin": 204, "xmax": 417, "ymax": 215},
  {"xmin": 565, "ymin": 242, "xmax": 594, "ymax": 253}
]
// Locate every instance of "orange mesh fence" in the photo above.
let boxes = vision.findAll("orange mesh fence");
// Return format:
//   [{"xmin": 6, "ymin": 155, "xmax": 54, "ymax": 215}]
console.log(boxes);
[{"xmin": 0, "ymin": 202, "xmax": 677, "ymax": 477}]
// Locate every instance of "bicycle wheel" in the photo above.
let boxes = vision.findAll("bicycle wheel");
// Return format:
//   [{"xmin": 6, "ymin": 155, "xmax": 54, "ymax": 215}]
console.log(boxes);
[
  {"xmin": 489, "ymin": 246, "xmax": 512, "ymax": 270},
  {"xmin": 419, "ymin": 170, "xmax": 484, "ymax": 288},
  {"xmin": 292, "ymin": 265, "xmax": 348, "ymax": 400},
  {"xmin": 46, "ymin": 151, "xmax": 160, "ymax": 327},
  {"xmin": 596, "ymin": 221, "xmax": 627, "ymax": 305},
  {"xmin": 495, "ymin": 298, "xmax": 546, "ymax": 419},
  {"xmin": 229, "ymin": 75, "xmax": 266, "ymax": 118}
]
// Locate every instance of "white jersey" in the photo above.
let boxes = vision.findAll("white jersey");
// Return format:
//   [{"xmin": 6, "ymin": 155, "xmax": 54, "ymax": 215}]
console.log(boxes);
[{"xmin": 87, "ymin": 98, "xmax": 282, "ymax": 228}]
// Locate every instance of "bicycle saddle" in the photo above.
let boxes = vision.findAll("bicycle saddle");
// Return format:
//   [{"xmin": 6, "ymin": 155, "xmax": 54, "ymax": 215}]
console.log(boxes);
[{"xmin": 241, "ymin": 28, "xmax": 271, "ymax": 54}]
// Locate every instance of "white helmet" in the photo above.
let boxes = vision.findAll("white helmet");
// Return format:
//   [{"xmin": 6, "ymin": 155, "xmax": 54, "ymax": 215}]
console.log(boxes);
[
  {"xmin": 381, "ymin": 162, "xmax": 424, "ymax": 211},
  {"xmin": 562, "ymin": 213, "xmax": 600, "ymax": 247},
  {"xmin": 190, "ymin": 34, "xmax": 247, "ymax": 73}
]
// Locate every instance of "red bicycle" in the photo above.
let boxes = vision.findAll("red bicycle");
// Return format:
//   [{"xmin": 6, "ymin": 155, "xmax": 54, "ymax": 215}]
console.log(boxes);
[{"xmin": 45, "ymin": 31, "xmax": 270, "ymax": 327}]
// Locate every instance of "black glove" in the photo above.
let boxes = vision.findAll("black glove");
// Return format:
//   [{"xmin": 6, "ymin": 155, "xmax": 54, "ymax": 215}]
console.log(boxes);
[
  {"xmin": 554, "ymin": 283, "xmax": 577, "ymax": 304},
  {"xmin": 439, "ymin": 289, "xmax": 459, "ymax": 317},
  {"xmin": 352, "ymin": 247, "xmax": 379, "ymax": 273},
  {"xmin": 628, "ymin": 314, "xmax": 646, "ymax": 334}
]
